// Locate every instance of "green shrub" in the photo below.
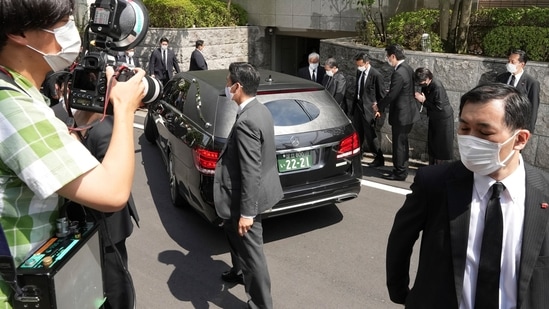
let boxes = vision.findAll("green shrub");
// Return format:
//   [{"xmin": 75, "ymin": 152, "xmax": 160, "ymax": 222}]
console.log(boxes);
[
  {"xmin": 386, "ymin": 9, "xmax": 443, "ymax": 52},
  {"xmin": 483, "ymin": 26, "xmax": 549, "ymax": 62},
  {"xmin": 144, "ymin": 0, "xmax": 247, "ymax": 28}
]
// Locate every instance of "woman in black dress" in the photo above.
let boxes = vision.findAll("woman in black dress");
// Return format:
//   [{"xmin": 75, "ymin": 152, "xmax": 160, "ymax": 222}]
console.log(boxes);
[{"xmin": 414, "ymin": 67, "xmax": 454, "ymax": 165}]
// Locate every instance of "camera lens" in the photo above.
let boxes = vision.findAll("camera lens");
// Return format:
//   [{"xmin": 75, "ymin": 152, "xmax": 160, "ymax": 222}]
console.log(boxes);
[{"xmin": 142, "ymin": 76, "xmax": 163, "ymax": 104}]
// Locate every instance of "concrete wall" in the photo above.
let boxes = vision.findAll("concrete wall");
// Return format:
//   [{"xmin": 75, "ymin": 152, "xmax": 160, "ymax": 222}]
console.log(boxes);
[
  {"xmin": 132, "ymin": 27, "xmax": 271, "ymax": 72},
  {"xmin": 231, "ymin": 0, "xmax": 447, "ymax": 34},
  {"xmin": 320, "ymin": 38, "xmax": 549, "ymax": 170}
]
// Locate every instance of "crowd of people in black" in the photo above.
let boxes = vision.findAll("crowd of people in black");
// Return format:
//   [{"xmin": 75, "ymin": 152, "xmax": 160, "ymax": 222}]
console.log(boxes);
[{"xmin": 297, "ymin": 46, "xmax": 540, "ymax": 182}]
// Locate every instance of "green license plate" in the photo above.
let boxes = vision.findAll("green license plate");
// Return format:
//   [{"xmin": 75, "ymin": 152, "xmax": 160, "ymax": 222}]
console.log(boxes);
[{"xmin": 277, "ymin": 151, "xmax": 312, "ymax": 172}]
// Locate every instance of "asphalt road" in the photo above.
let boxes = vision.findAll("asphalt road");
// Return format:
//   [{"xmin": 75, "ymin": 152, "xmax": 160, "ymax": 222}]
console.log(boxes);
[{"xmin": 127, "ymin": 112, "xmax": 419, "ymax": 308}]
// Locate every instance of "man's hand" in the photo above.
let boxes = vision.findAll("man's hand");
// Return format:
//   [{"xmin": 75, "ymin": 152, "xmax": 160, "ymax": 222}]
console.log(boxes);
[
  {"xmin": 238, "ymin": 216, "xmax": 254, "ymax": 236},
  {"xmin": 372, "ymin": 102, "xmax": 379, "ymax": 113}
]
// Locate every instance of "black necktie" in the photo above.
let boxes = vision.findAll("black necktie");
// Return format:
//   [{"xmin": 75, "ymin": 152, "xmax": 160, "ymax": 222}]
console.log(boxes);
[
  {"xmin": 162, "ymin": 50, "xmax": 167, "ymax": 68},
  {"xmin": 358, "ymin": 71, "xmax": 365, "ymax": 99},
  {"xmin": 475, "ymin": 182, "xmax": 505, "ymax": 309},
  {"xmin": 509, "ymin": 75, "xmax": 516, "ymax": 86},
  {"xmin": 312, "ymin": 69, "xmax": 316, "ymax": 82},
  {"xmin": 128, "ymin": 56, "xmax": 132, "ymax": 65}
]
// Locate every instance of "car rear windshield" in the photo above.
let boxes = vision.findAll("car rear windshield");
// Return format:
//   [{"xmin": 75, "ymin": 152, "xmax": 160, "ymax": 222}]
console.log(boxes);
[{"xmin": 264, "ymin": 99, "xmax": 320, "ymax": 126}]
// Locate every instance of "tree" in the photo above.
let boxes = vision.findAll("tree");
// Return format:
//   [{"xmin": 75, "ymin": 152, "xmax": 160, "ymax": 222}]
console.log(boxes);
[
  {"xmin": 447, "ymin": 0, "xmax": 473, "ymax": 53},
  {"xmin": 439, "ymin": 0, "xmax": 450, "ymax": 44},
  {"xmin": 351, "ymin": 0, "xmax": 387, "ymax": 44}
]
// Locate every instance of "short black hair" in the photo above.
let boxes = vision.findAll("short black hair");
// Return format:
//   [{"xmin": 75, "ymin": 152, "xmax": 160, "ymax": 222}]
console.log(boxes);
[
  {"xmin": 0, "ymin": 0, "xmax": 74, "ymax": 51},
  {"xmin": 228, "ymin": 62, "xmax": 260, "ymax": 97},
  {"xmin": 414, "ymin": 67, "xmax": 433, "ymax": 83},
  {"xmin": 508, "ymin": 49, "xmax": 528, "ymax": 64},
  {"xmin": 385, "ymin": 44, "xmax": 406, "ymax": 60},
  {"xmin": 354, "ymin": 52, "xmax": 370, "ymax": 62},
  {"xmin": 459, "ymin": 83, "xmax": 531, "ymax": 131},
  {"xmin": 160, "ymin": 37, "xmax": 169, "ymax": 44},
  {"xmin": 195, "ymin": 40, "xmax": 204, "ymax": 48}
]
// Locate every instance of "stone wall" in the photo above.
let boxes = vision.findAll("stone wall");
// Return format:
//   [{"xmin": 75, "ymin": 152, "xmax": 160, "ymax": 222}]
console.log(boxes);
[
  {"xmin": 133, "ymin": 26, "xmax": 270, "ymax": 73},
  {"xmin": 320, "ymin": 38, "xmax": 549, "ymax": 170}
]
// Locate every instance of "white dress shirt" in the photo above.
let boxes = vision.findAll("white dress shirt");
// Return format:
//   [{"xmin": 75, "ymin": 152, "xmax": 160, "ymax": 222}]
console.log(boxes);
[
  {"xmin": 507, "ymin": 71, "xmax": 524, "ymax": 87},
  {"xmin": 460, "ymin": 156, "xmax": 526, "ymax": 309}
]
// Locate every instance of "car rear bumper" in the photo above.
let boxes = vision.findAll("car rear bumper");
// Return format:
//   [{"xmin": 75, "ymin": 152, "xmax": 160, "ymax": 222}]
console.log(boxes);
[{"xmin": 261, "ymin": 176, "xmax": 361, "ymax": 218}]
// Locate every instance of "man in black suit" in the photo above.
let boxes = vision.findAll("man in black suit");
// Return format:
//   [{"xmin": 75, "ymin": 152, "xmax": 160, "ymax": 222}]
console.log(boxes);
[
  {"xmin": 148, "ymin": 37, "xmax": 180, "ymax": 85},
  {"xmin": 386, "ymin": 83, "xmax": 549, "ymax": 309},
  {"xmin": 189, "ymin": 39, "xmax": 208, "ymax": 71},
  {"xmin": 350, "ymin": 52, "xmax": 386, "ymax": 167},
  {"xmin": 297, "ymin": 52, "xmax": 325, "ymax": 84},
  {"xmin": 496, "ymin": 49, "xmax": 540, "ymax": 133},
  {"xmin": 375, "ymin": 45, "xmax": 420, "ymax": 180},
  {"xmin": 52, "ymin": 106, "xmax": 139, "ymax": 309},
  {"xmin": 214, "ymin": 62, "xmax": 283, "ymax": 309},
  {"xmin": 117, "ymin": 48, "xmax": 140, "ymax": 67},
  {"xmin": 322, "ymin": 57, "xmax": 347, "ymax": 111}
]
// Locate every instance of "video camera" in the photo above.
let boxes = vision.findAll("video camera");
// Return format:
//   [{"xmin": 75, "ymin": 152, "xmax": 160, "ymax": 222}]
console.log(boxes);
[{"xmin": 69, "ymin": 0, "xmax": 162, "ymax": 114}]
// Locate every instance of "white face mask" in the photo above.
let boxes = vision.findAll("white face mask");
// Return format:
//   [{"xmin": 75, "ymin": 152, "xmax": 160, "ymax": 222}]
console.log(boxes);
[
  {"xmin": 357, "ymin": 66, "xmax": 366, "ymax": 72},
  {"xmin": 385, "ymin": 57, "xmax": 392, "ymax": 66},
  {"xmin": 309, "ymin": 63, "xmax": 319, "ymax": 70},
  {"xmin": 506, "ymin": 63, "xmax": 518, "ymax": 74},
  {"xmin": 225, "ymin": 85, "xmax": 234, "ymax": 101},
  {"xmin": 457, "ymin": 131, "xmax": 519, "ymax": 175},
  {"xmin": 127, "ymin": 52, "xmax": 134, "ymax": 58},
  {"xmin": 26, "ymin": 20, "xmax": 81, "ymax": 72},
  {"xmin": 161, "ymin": 45, "xmax": 168, "ymax": 51},
  {"xmin": 325, "ymin": 70, "xmax": 334, "ymax": 77}
]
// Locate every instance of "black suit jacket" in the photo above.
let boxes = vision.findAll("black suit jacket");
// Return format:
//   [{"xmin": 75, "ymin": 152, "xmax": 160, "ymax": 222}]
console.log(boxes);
[
  {"xmin": 352, "ymin": 66, "xmax": 386, "ymax": 121},
  {"xmin": 213, "ymin": 99, "xmax": 283, "ymax": 220},
  {"xmin": 297, "ymin": 66, "xmax": 325, "ymax": 84},
  {"xmin": 83, "ymin": 116, "xmax": 139, "ymax": 244},
  {"xmin": 387, "ymin": 161, "xmax": 549, "ymax": 309},
  {"xmin": 322, "ymin": 71, "xmax": 347, "ymax": 108},
  {"xmin": 189, "ymin": 49, "xmax": 208, "ymax": 71},
  {"xmin": 377, "ymin": 62, "xmax": 420, "ymax": 126},
  {"xmin": 117, "ymin": 55, "xmax": 141, "ymax": 68},
  {"xmin": 148, "ymin": 47, "xmax": 180, "ymax": 81},
  {"xmin": 496, "ymin": 71, "xmax": 540, "ymax": 132}
]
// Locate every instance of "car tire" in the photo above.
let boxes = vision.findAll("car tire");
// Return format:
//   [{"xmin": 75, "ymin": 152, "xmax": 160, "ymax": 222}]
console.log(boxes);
[
  {"xmin": 168, "ymin": 152, "xmax": 186, "ymax": 207},
  {"xmin": 144, "ymin": 111, "xmax": 158, "ymax": 144}
]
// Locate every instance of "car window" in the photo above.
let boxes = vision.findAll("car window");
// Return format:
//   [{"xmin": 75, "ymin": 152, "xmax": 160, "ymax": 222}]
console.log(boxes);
[
  {"xmin": 264, "ymin": 99, "xmax": 320, "ymax": 126},
  {"xmin": 163, "ymin": 77, "xmax": 192, "ymax": 112}
]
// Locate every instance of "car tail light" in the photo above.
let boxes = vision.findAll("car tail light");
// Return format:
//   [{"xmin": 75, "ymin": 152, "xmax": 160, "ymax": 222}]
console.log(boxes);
[
  {"xmin": 336, "ymin": 132, "xmax": 360, "ymax": 159},
  {"xmin": 193, "ymin": 147, "xmax": 219, "ymax": 175}
]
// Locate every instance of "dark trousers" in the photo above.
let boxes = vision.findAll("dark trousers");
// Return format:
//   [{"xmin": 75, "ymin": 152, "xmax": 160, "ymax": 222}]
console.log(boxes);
[
  {"xmin": 352, "ymin": 111, "xmax": 384, "ymax": 160},
  {"xmin": 223, "ymin": 217, "xmax": 272, "ymax": 309},
  {"xmin": 103, "ymin": 241, "xmax": 134, "ymax": 309},
  {"xmin": 391, "ymin": 124, "xmax": 413, "ymax": 177}
]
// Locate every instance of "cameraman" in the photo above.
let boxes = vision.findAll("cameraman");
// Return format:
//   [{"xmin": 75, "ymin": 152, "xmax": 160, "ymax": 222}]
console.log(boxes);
[{"xmin": 0, "ymin": 0, "xmax": 145, "ymax": 307}]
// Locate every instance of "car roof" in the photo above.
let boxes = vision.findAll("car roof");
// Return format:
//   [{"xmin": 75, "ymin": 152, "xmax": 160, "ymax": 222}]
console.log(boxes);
[{"xmin": 173, "ymin": 69, "xmax": 325, "ymax": 93}]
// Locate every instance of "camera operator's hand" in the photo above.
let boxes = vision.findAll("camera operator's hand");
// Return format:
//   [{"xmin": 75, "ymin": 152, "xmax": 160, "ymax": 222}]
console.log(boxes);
[
  {"xmin": 58, "ymin": 67, "xmax": 146, "ymax": 211},
  {"xmin": 106, "ymin": 66, "xmax": 146, "ymax": 113}
]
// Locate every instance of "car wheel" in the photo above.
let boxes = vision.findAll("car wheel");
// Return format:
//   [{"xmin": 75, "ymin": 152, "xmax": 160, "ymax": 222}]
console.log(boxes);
[
  {"xmin": 168, "ymin": 152, "xmax": 185, "ymax": 207},
  {"xmin": 144, "ymin": 111, "xmax": 158, "ymax": 144}
]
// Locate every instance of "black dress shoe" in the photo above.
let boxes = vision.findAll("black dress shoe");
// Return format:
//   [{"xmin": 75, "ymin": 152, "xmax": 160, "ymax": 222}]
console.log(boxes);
[
  {"xmin": 382, "ymin": 173, "xmax": 406, "ymax": 181},
  {"xmin": 221, "ymin": 270, "xmax": 244, "ymax": 284}
]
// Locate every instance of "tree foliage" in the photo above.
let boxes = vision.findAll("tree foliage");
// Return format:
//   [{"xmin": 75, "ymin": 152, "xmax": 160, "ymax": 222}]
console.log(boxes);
[
  {"xmin": 144, "ymin": 0, "xmax": 247, "ymax": 28},
  {"xmin": 350, "ymin": 0, "xmax": 386, "ymax": 46}
]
